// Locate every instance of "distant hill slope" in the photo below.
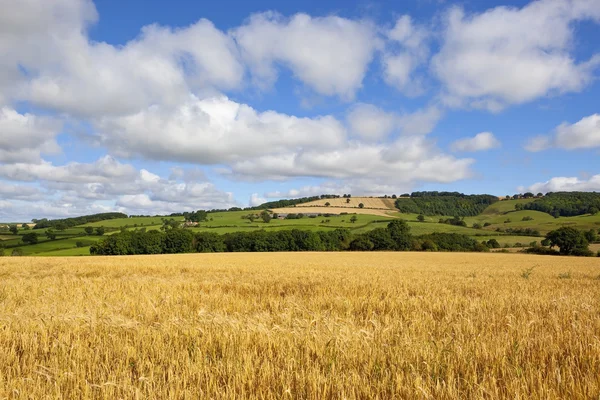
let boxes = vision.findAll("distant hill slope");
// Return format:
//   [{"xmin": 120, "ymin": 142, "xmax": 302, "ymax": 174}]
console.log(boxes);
[{"xmin": 299, "ymin": 197, "xmax": 397, "ymax": 210}]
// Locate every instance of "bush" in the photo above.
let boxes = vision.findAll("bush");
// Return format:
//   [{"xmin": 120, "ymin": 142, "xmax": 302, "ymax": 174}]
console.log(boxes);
[
  {"xmin": 522, "ymin": 216, "xmax": 534, "ymax": 221},
  {"xmin": 483, "ymin": 222, "xmax": 492, "ymax": 227},
  {"xmin": 472, "ymin": 223, "xmax": 482, "ymax": 229},
  {"xmin": 75, "ymin": 241, "xmax": 85, "ymax": 248},
  {"xmin": 486, "ymin": 239, "xmax": 501, "ymax": 249}
]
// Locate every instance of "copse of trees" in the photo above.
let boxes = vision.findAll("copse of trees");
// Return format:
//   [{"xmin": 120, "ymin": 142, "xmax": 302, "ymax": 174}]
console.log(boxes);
[
  {"xmin": 395, "ymin": 192, "xmax": 498, "ymax": 217},
  {"xmin": 32, "ymin": 213, "xmax": 127, "ymax": 230},
  {"xmin": 523, "ymin": 192, "xmax": 600, "ymax": 217},
  {"xmin": 183, "ymin": 210, "xmax": 208, "ymax": 223}
]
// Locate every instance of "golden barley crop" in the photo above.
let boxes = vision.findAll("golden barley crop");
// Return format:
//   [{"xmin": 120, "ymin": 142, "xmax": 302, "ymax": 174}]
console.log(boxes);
[{"xmin": 0, "ymin": 252, "xmax": 599, "ymax": 399}]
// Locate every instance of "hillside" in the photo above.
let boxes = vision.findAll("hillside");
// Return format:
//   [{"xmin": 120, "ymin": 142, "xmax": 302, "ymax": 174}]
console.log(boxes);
[
  {"xmin": 3, "ymin": 195, "xmax": 600, "ymax": 256},
  {"xmin": 290, "ymin": 197, "xmax": 397, "ymax": 210}
]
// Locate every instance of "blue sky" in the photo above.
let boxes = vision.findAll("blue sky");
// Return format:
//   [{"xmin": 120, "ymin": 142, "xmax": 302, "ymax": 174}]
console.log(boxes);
[{"xmin": 1, "ymin": 0, "xmax": 600, "ymax": 220}]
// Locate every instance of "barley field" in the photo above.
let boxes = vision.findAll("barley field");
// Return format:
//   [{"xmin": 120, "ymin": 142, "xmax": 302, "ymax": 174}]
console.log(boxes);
[{"xmin": 0, "ymin": 253, "xmax": 599, "ymax": 399}]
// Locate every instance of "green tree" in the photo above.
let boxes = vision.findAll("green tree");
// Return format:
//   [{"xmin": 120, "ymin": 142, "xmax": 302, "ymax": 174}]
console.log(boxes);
[
  {"xmin": 366, "ymin": 229, "xmax": 395, "ymax": 250},
  {"xmin": 584, "ymin": 229, "xmax": 598, "ymax": 243},
  {"xmin": 346, "ymin": 198, "xmax": 351, "ymax": 204},
  {"xmin": 387, "ymin": 220, "xmax": 412, "ymax": 250},
  {"xmin": 358, "ymin": 203, "xmax": 364, "ymax": 209},
  {"xmin": 325, "ymin": 202, "xmax": 331, "ymax": 207},
  {"xmin": 21, "ymin": 223, "xmax": 30, "ymax": 230},
  {"xmin": 21, "ymin": 232, "xmax": 39, "ymax": 245},
  {"xmin": 95, "ymin": 227, "xmax": 105, "ymax": 236},
  {"xmin": 417, "ymin": 214, "xmax": 425, "ymax": 222},
  {"xmin": 349, "ymin": 215, "xmax": 358, "ymax": 223},
  {"xmin": 486, "ymin": 239, "xmax": 501, "ymax": 249},
  {"xmin": 9, "ymin": 225, "xmax": 18, "ymax": 235},
  {"xmin": 349, "ymin": 236, "xmax": 374, "ymax": 251},
  {"xmin": 85, "ymin": 227, "xmax": 94, "ymax": 235},
  {"xmin": 546, "ymin": 227, "xmax": 590, "ymax": 256},
  {"xmin": 260, "ymin": 210, "xmax": 272, "ymax": 223},
  {"xmin": 45, "ymin": 229, "xmax": 57, "ymax": 240},
  {"xmin": 163, "ymin": 229, "xmax": 194, "ymax": 254}
]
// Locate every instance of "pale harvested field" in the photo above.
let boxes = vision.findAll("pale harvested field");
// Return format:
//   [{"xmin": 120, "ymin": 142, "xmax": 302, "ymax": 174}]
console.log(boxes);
[
  {"xmin": 297, "ymin": 197, "xmax": 397, "ymax": 210},
  {"xmin": 272, "ymin": 206, "xmax": 396, "ymax": 217},
  {"xmin": 1, "ymin": 252, "xmax": 599, "ymax": 399}
]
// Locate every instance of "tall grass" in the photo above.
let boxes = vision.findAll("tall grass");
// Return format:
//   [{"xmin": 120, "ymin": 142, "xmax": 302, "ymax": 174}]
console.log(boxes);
[{"xmin": 0, "ymin": 252, "xmax": 599, "ymax": 399}]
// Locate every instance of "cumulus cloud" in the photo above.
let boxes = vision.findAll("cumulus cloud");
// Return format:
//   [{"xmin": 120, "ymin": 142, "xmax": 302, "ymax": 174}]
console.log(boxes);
[
  {"xmin": 525, "ymin": 114, "xmax": 600, "ymax": 151},
  {"xmin": 346, "ymin": 103, "xmax": 443, "ymax": 140},
  {"xmin": 0, "ymin": 155, "xmax": 236, "ymax": 219},
  {"xmin": 233, "ymin": 12, "xmax": 379, "ymax": 99},
  {"xmin": 225, "ymin": 135, "xmax": 474, "ymax": 183},
  {"xmin": 451, "ymin": 132, "xmax": 501, "ymax": 152},
  {"xmin": 0, "ymin": 155, "xmax": 137, "ymax": 183},
  {"xmin": 432, "ymin": 0, "xmax": 600, "ymax": 110},
  {"xmin": 382, "ymin": 15, "xmax": 430, "ymax": 95},
  {"xmin": 96, "ymin": 95, "xmax": 346, "ymax": 163},
  {"xmin": 522, "ymin": 174, "xmax": 600, "ymax": 193},
  {"xmin": 249, "ymin": 193, "xmax": 267, "ymax": 207},
  {"xmin": 0, "ymin": 107, "xmax": 62, "ymax": 163},
  {"xmin": 346, "ymin": 104, "xmax": 397, "ymax": 140},
  {"xmin": 0, "ymin": 0, "xmax": 244, "ymax": 117}
]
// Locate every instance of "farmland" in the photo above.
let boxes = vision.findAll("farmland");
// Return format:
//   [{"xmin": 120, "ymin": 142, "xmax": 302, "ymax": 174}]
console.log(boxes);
[
  {"xmin": 2, "ymin": 198, "xmax": 600, "ymax": 256},
  {"xmin": 0, "ymin": 252, "xmax": 599, "ymax": 398}
]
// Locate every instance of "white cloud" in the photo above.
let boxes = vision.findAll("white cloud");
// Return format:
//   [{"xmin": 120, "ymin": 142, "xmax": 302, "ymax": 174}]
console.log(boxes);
[
  {"xmin": 225, "ymin": 135, "xmax": 474, "ymax": 183},
  {"xmin": 346, "ymin": 103, "xmax": 443, "ymax": 140},
  {"xmin": 523, "ymin": 174, "xmax": 600, "ymax": 193},
  {"xmin": 346, "ymin": 104, "xmax": 397, "ymax": 141},
  {"xmin": 432, "ymin": 0, "xmax": 600, "ymax": 110},
  {"xmin": 525, "ymin": 114, "xmax": 600, "ymax": 151},
  {"xmin": 0, "ymin": 0, "xmax": 98, "ymax": 106},
  {"xmin": 96, "ymin": 95, "xmax": 346, "ymax": 163},
  {"xmin": 0, "ymin": 107, "xmax": 62, "ymax": 163},
  {"xmin": 25, "ymin": 19, "xmax": 243, "ymax": 117},
  {"xmin": 233, "ymin": 12, "xmax": 379, "ymax": 99},
  {"xmin": 249, "ymin": 193, "xmax": 267, "ymax": 207},
  {"xmin": 382, "ymin": 15, "xmax": 430, "ymax": 95},
  {"xmin": 450, "ymin": 132, "xmax": 501, "ymax": 152},
  {"xmin": 0, "ymin": 155, "xmax": 137, "ymax": 183}
]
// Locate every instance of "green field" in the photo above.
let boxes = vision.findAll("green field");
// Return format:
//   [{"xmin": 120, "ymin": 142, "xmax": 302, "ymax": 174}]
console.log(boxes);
[{"xmin": 2, "ymin": 199, "xmax": 599, "ymax": 256}]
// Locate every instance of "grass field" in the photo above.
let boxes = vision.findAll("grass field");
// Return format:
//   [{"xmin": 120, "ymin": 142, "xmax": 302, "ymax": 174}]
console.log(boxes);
[{"xmin": 0, "ymin": 252, "xmax": 598, "ymax": 399}]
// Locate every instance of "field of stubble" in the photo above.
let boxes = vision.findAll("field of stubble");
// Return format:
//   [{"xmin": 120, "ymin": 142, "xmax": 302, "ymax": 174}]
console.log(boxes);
[{"xmin": 0, "ymin": 252, "xmax": 599, "ymax": 399}]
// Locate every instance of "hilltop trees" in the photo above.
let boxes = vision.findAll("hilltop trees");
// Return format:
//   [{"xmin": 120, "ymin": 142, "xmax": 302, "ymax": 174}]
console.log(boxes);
[
  {"xmin": 395, "ymin": 192, "xmax": 498, "ymax": 217},
  {"xmin": 523, "ymin": 192, "xmax": 600, "ymax": 217}
]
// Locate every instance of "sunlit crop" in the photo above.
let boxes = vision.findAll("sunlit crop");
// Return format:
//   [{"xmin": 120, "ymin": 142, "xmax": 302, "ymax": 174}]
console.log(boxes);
[{"xmin": 0, "ymin": 252, "xmax": 598, "ymax": 399}]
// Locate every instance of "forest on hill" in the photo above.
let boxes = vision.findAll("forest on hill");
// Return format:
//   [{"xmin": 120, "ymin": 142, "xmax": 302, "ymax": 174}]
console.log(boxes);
[
  {"xmin": 394, "ymin": 192, "xmax": 499, "ymax": 217},
  {"xmin": 522, "ymin": 192, "xmax": 600, "ymax": 217}
]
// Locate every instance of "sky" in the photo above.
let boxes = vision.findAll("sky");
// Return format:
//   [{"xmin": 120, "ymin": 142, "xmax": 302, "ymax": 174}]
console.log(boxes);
[{"xmin": 1, "ymin": 0, "xmax": 600, "ymax": 221}]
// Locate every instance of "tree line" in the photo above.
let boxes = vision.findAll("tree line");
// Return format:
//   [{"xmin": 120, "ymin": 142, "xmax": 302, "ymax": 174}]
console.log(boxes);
[
  {"xmin": 89, "ymin": 220, "xmax": 491, "ymax": 255},
  {"xmin": 522, "ymin": 192, "xmax": 600, "ymax": 217},
  {"xmin": 32, "ymin": 213, "xmax": 127, "ymax": 230},
  {"xmin": 395, "ymin": 192, "xmax": 499, "ymax": 217}
]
